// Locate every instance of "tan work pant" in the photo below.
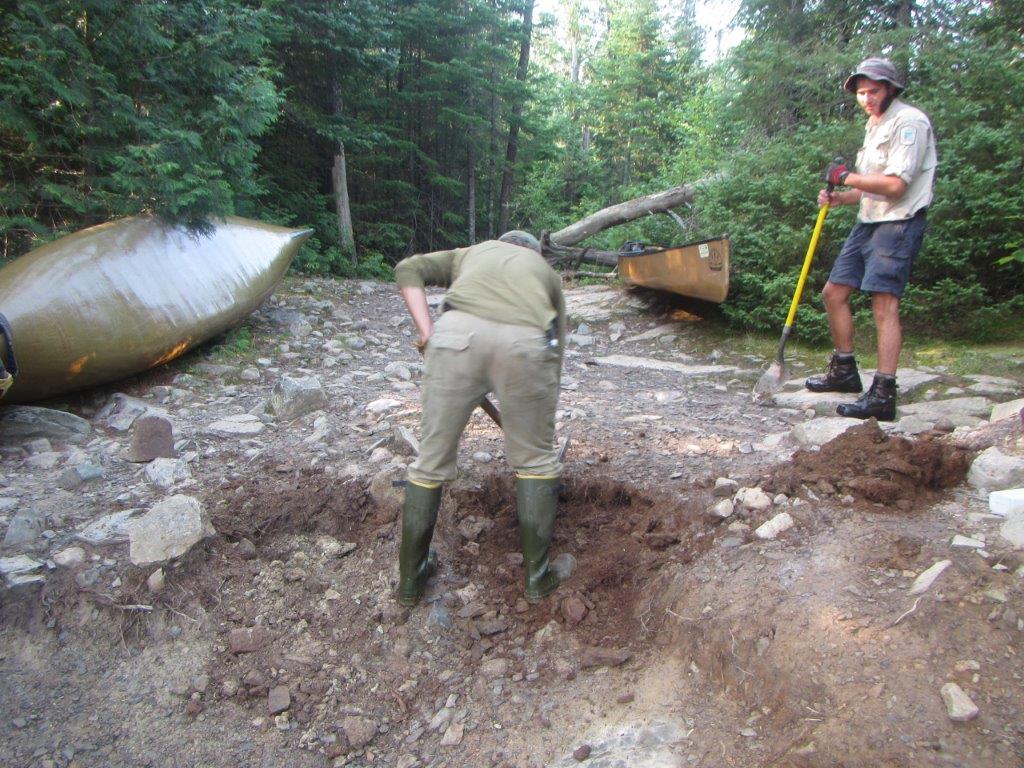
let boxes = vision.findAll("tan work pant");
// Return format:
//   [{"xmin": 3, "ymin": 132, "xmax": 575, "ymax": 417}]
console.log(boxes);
[{"xmin": 408, "ymin": 310, "xmax": 562, "ymax": 485}]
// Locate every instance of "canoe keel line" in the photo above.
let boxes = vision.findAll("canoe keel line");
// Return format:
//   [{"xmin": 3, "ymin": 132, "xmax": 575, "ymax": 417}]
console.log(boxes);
[{"xmin": 0, "ymin": 216, "xmax": 312, "ymax": 404}]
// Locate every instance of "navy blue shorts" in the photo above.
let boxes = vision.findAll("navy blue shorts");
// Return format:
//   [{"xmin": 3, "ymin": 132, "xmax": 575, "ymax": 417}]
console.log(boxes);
[{"xmin": 828, "ymin": 208, "xmax": 927, "ymax": 297}]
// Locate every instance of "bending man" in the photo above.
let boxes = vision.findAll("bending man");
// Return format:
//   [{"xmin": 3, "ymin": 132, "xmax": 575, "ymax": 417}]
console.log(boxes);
[{"xmin": 393, "ymin": 230, "xmax": 573, "ymax": 605}]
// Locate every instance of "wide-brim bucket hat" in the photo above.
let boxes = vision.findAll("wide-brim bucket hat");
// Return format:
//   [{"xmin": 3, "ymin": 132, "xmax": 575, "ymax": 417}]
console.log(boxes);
[{"xmin": 844, "ymin": 57, "xmax": 905, "ymax": 95}]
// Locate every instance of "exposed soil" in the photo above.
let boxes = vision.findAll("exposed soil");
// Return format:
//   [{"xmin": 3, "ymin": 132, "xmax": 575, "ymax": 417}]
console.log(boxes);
[
  {"xmin": 1, "ymin": 277, "xmax": 1022, "ymax": 768},
  {"xmin": 762, "ymin": 420, "xmax": 973, "ymax": 509}
]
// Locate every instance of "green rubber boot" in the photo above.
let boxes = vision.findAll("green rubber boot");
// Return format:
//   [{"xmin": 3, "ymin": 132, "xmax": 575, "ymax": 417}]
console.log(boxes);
[
  {"xmin": 397, "ymin": 481, "xmax": 442, "ymax": 606},
  {"xmin": 517, "ymin": 477, "xmax": 575, "ymax": 602}
]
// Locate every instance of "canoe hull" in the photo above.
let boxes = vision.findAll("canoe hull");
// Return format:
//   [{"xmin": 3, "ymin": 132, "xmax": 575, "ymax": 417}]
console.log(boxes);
[
  {"xmin": 0, "ymin": 216, "xmax": 311, "ymax": 404},
  {"xmin": 618, "ymin": 237, "xmax": 730, "ymax": 304}
]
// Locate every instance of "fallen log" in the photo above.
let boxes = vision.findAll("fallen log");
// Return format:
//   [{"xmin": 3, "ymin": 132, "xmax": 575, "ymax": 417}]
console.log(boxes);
[{"xmin": 547, "ymin": 184, "xmax": 698, "ymax": 248}]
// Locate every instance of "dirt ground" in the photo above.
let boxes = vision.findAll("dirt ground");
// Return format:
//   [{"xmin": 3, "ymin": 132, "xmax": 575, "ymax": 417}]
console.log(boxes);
[{"xmin": 1, "ymin": 277, "xmax": 1022, "ymax": 768}]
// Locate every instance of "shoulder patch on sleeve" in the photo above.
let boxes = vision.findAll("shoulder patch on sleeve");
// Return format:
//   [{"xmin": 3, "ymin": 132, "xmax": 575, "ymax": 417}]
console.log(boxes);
[{"xmin": 899, "ymin": 126, "xmax": 917, "ymax": 146}]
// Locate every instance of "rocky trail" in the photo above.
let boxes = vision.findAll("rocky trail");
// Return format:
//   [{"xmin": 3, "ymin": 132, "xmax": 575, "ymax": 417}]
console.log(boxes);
[{"xmin": 1, "ymin": 276, "xmax": 1023, "ymax": 768}]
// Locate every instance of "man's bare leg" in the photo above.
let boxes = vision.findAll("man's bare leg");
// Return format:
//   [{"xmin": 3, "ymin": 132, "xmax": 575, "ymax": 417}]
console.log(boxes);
[
  {"xmin": 871, "ymin": 292, "xmax": 902, "ymax": 375},
  {"xmin": 822, "ymin": 281, "xmax": 856, "ymax": 353}
]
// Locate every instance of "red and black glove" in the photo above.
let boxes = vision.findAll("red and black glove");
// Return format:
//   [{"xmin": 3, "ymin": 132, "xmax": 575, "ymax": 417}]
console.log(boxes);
[{"xmin": 824, "ymin": 159, "xmax": 850, "ymax": 187}]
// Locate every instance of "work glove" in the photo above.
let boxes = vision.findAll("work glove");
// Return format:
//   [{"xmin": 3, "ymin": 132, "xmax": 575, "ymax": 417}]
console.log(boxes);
[{"xmin": 823, "ymin": 158, "xmax": 850, "ymax": 187}]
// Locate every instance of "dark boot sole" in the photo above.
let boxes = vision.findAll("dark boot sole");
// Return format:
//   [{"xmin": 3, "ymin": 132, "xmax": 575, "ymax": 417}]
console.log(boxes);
[
  {"xmin": 836, "ymin": 405, "xmax": 896, "ymax": 421},
  {"xmin": 805, "ymin": 380, "xmax": 863, "ymax": 393}
]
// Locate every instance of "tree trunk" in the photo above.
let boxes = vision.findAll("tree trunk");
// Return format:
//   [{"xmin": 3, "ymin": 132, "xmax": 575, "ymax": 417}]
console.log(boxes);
[
  {"xmin": 331, "ymin": 84, "xmax": 356, "ymax": 265},
  {"xmin": 497, "ymin": 0, "xmax": 535, "ymax": 234},
  {"xmin": 548, "ymin": 184, "xmax": 699, "ymax": 247},
  {"xmin": 468, "ymin": 139, "xmax": 477, "ymax": 243}
]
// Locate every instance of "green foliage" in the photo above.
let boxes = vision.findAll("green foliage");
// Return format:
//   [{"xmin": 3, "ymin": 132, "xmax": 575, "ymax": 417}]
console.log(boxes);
[{"xmin": 0, "ymin": 0, "xmax": 279, "ymax": 258}]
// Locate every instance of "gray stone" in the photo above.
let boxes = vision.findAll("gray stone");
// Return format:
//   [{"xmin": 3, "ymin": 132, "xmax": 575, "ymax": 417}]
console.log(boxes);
[
  {"xmin": 128, "ymin": 495, "xmax": 214, "ymax": 566},
  {"xmin": 341, "ymin": 716, "xmax": 378, "ymax": 749},
  {"xmin": 207, "ymin": 413, "xmax": 265, "ymax": 437},
  {"xmin": 965, "ymin": 375, "xmax": 1021, "ymax": 398},
  {"xmin": 239, "ymin": 367, "xmax": 261, "ymax": 382},
  {"xmin": 144, "ymin": 457, "xmax": 191, "ymax": 489},
  {"xmin": 900, "ymin": 397, "xmax": 992, "ymax": 427},
  {"xmin": 76, "ymin": 509, "xmax": 143, "ymax": 545},
  {"xmin": 391, "ymin": 425, "xmax": 419, "ymax": 456},
  {"xmin": 940, "ymin": 683, "xmax": 979, "ymax": 721},
  {"xmin": 2, "ymin": 507, "xmax": 45, "ymax": 549},
  {"xmin": 57, "ymin": 463, "xmax": 104, "ymax": 491},
  {"xmin": 894, "ymin": 414, "xmax": 934, "ymax": 435},
  {"xmin": 440, "ymin": 722, "xmax": 464, "ymax": 746},
  {"xmin": 24, "ymin": 452, "xmax": 61, "ymax": 470},
  {"xmin": 266, "ymin": 375, "xmax": 328, "ymax": 421},
  {"xmin": 991, "ymin": 398, "xmax": 1024, "ymax": 423},
  {"xmin": 0, "ymin": 555, "xmax": 44, "ymax": 583},
  {"xmin": 1000, "ymin": 511, "xmax": 1024, "ymax": 549},
  {"xmin": 0, "ymin": 406, "xmax": 91, "ymax": 446},
  {"xmin": 124, "ymin": 415, "xmax": 176, "ymax": 462},
  {"xmin": 968, "ymin": 447, "xmax": 1024, "ymax": 492},
  {"xmin": 791, "ymin": 417, "xmax": 860, "ymax": 446},
  {"xmin": 384, "ymin": 362, "xmax": 412, "ymax": 381},
  {"xmin": 97, "ymin": 394, "xmax": 165, "ymax": 432},
  {"xmin": 53, "ymin": 546, "xmax": 86, "ymax": 567},
  {"xmin": 588, "ymin": 355, "xmax": 737, "ymax": 376}
]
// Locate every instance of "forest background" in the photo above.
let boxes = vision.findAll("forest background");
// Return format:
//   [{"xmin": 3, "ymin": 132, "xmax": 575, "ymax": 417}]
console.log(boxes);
[{"xmin": 1, "ymin": 0, "xmax": 1022, "ymax": 343}]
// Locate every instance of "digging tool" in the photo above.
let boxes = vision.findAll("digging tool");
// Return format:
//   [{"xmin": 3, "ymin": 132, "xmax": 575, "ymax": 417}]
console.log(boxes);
[{"xmin": 752, "ymin": 162, "xmax": 840, "ymax": 401}]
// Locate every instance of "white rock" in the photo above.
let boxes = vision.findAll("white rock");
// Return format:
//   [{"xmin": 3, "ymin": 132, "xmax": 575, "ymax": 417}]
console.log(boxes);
[
  {"xmin": 791, "ymin": 417, "xmax": 860, "ymax": 447},
  {"xmin": 990, "ymin": 398, "xmax": 1024, "ymax": 423},
  {"xmin": 989, "ymin": 488, "xmax": 1024, "ymax": 517},
  {"xmin": 900, "ymin": 397, "xmax": 991, "ymax": 426},
  {"xmin": 710, "ymin": 499, "xmax": 734, "ymax": 519},
  {"xmin": 147, "ymin": 568, "xmax": 166, "ymax": 593},
  {"xmin": 951, "ymin": 535, "xmax": 985, "ymax": 549},
  {"xmin": 755, "ymin": 512, "xmax": 794, "ymax": 540},
  {"xmin": 735, "ymin": 487, "xmax": 772, "ymax": 512},
  {"xmin": 0, "ymin": 555, "xmax": 44, "ymax": 577},
  {"xmin": 144, "ymin": 457, "xmax": 191, "ymax": 489},
  {"xmin": 52, "ymin": 546, "xmax": 86, "ymax": 568},
  {"xmin": 967, "ymin": 447, "xmax": 1024, "ymax": 492},
  {"xmin": 587, "ymin": 355, "xmax": 737, "ymax": 376},
  {"xmin": 207, "ymin": 413, "xmax": 265, "ymax": 437},
  {"xmin": 366, "ymin": 398, "xmax": 402, "ymax": 415},
  {"xmin": 1000, "ymin": 512, "xmax": 1024, "ymax": 550},
  {"xmin": 940, "ymin": 683, "xmax": 979, "ymax": 722},
  {"xmin": 472, "ymin": 451, "xmax": 493, "ymax": 463},
  {"xmin": 76, "ymin": 509, "xmax": 143, "ymax": 545},
  {"xmin": 128, "ymin": 495, "xmax": 215, "ymax": 566},
  {"xmin": 909, "ymin": 559, "xmax": 952, "ymax": 595},
  {"xmin": 714, "ymin": 478, "xmax": 739, "ymax": 497},
  {"xmin": 267, "ymin": 375, "xmax": 328, "ymax": 421}
]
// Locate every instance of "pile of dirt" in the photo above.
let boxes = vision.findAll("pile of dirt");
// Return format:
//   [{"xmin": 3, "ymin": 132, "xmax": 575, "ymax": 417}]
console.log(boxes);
[{"xmin": 761, "ymin": 420, "xmax": 972, "ymax": 509}]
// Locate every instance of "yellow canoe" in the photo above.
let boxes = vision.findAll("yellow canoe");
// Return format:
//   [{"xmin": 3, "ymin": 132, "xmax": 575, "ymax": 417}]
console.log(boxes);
[
  {"xmin": 0, "ymin": 216, "xmax": 311, "ymax": 404},
  {"xmin": 618, "ymin": 236, "xmax": 730, "ymax": 304}
]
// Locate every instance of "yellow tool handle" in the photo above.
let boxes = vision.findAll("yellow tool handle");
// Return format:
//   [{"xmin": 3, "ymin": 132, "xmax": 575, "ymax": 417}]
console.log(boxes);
[{"xmin": 783, "ymin": 203, "xmax": 830, "ymax": 329}]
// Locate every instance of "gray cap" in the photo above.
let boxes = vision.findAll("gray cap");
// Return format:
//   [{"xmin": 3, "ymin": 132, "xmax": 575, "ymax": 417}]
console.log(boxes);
[
  {"xmin": 498, "ymin": 230, "xmax": 541, "ymax": 253},
  {"xmin": 843, "ymin": 57, "xmax": 905, "ymax": 95}
]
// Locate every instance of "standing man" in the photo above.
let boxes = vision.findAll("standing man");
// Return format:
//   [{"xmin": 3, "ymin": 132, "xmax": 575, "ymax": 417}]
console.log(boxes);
[
  {"xmin": 393, "ymin": 230, "xmax": 573, "ymax": 606},
  {"xmin": 806, "ymin": 57, "xmax": 937, "ymax": 421}
]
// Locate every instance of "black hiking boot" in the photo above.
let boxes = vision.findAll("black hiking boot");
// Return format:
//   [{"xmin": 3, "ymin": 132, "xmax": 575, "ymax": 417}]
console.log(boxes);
[
  {"xmin": 805, "ymin": 353, "xmax": 863, "ymax": 393},
  {"xmin": 836, "ymin": 374, "xmax": 897, "ymax": 421}
]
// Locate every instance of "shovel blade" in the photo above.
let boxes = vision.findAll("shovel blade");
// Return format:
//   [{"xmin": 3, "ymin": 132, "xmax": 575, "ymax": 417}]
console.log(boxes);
[{"xmin": 752, "ymin": 360, "xmax": 786, "ymax": 402}]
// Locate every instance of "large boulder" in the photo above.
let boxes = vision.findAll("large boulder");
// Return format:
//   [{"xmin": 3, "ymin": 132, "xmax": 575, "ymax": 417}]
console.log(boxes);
[
  {"xmin": 0, "ymin": 406, "xmax": 91, "ymax": 446},
  {"xmin": 967, "ymin": 447, "xmax": 1024, "ymax": 493}
]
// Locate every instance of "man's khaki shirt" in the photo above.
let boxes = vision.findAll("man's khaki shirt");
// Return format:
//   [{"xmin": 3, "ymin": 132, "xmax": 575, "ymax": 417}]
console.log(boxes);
[{"xmin": 856, "ymin": 99, "xmax": 937, "ymax": 223}]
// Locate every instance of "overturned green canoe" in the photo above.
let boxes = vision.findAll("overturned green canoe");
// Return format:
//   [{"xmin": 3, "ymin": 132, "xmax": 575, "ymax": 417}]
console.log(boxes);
[{"xmin": 0, "ymin": 216, "xmax": 312, "ymax": 404}]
